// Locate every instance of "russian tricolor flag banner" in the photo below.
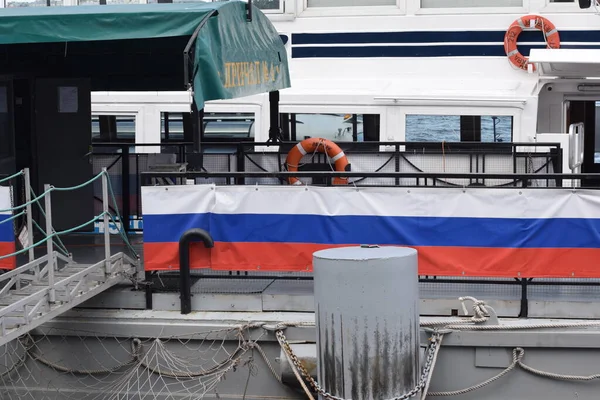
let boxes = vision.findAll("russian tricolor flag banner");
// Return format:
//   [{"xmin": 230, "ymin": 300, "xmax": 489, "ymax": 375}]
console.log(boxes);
[
  {"xmin": 142, "ymin": 184, "xmax": 600, "ymax": 278},
  {"xmin": 0, "ymin": 186, "xmax": 16, "ymax": 270}
]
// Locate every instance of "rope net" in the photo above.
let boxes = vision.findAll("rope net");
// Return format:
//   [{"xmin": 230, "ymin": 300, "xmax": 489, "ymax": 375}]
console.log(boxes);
[{"xmin": 0, "ymin": 325, "xmax": 264, "ymax": 399}]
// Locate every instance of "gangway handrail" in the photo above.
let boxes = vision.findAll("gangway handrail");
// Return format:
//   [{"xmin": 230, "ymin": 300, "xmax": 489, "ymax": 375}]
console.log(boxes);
[
  {"xmin": 0, "ymin": 170, "xmax": 24, "ymax": 186},
  {"xmin": 0, "ymin": 254, "xmax": 50, "ymax": 285}
]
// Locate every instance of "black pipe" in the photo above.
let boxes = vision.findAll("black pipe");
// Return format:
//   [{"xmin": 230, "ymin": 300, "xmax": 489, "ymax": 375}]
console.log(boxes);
[
  {"xmin": 179, "ymin": 228, "xmax": 214, "ymax": 314},
  {"xmin": 183, "ymin": 10, "xmax": 218, "ymax": 89}
]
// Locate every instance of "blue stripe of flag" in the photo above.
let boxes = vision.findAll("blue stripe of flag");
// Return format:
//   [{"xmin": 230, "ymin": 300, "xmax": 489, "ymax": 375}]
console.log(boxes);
[
  {"xmin": 142, "ymin": 213, "xmax": 600, "ymax": 249},
  {"xmin": 0, "ymin": 215, "xmax": 14, "ymax": 242}
]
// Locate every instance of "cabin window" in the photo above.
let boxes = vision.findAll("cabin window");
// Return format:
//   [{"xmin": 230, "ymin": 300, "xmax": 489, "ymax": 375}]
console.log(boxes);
[
  {"xmin": 160, "ymin": 111, "xmax": 256, "ymax": 143},
  {"xmin": 79, "ymin": 0, "xmax": 140, "ymax": 4},
  {"xmin": 201, "ymin": 112, "xmax": 256, "ymax": 141},
  {"xmin": 203, "ymin": 112, "xmax": 255, "ymax": 141},
  {"xmin": 145, "ymin": 0, "xmax": 284, "ymax": 11},
  {"xmin": 307, "ymin": 0, "xmax": 395, "ymax": 6},
  {"xmin": 250, "ymin": 0, "xmax": 283, "ymax": 10},
  {"xmin": 159, "ymin": 111, "xmax": 257, "ymax": 142},
  {"xmin": 6, "ymin": 0, "xmax": 62, "ymax": 5},
  {"xmin": 405, "ymin": 115, "xmax": 513, "ymax": 143},
  {"xmin": 160, "ymin": 112, "xmax": 184, "ymax": 143},
  {"xmin": 280, "ymin": 113, "xmax": 380, "ymax": 142},
  {"xmin": 420, "ymin": 0, "xmax": 521, "ymax": 6},
  {"xmin": 71, "ymin": 0, "xmax": 145, "ymax": 4},
  {"xmin": 91, "ymin": 115, "xmax": 136, "ymax": 143}
]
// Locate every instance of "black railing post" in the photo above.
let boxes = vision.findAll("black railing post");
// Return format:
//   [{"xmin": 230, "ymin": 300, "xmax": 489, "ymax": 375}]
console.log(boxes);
[
  {"xmin": 145, "ymin": 271, "xmax": 153, "ymax": 309},
  {"xmin": 554, "ymin": 146, "xmax": 563, "ymax": 187},
  {"xmin": 518, "ymin": 278, "xmax": 531, "ymax": 318},
  {"xmin": 135, "ymin": 155, "xmax": 141, "ymax": 226},
  {"xmin": 236, "ymin": 143, "xmax": 245, "ymax": 185},
  {"xmin": 395, "ymin": 144, "xmax": 400, "ymax": 186},
  {"xmin": 268, "ymin": 91, "xmax": 280, "ymax": 143},
  {"xmin": 122, "ymin": 145, "xmax": 131, "ymax": 234},
  {"xmin": 179, "ymin": 228, "xmax": 214, "ymax": 314}
]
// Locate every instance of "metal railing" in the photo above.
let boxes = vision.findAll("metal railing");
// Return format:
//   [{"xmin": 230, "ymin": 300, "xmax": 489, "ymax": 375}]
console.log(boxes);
[
  {"xmin": 139, "ymin": 171, "xmax": 600, "ymax": 319},
  {"xmin": 6, "ymin": 145, "xmax": 597, "ymax": 319},
  {"xmin": 92, "ymin": 140, "xmax": 563, "ymax": 232},
  {"xmin": 143, "ymin": 271, "xmax": 600, "ymax": 319},
  {"xmin": 141, "ymin": 170, "xmax": 600, "ymax": 190},
  {"xmin": 91, "ymin": 143, "xmax": 193, "ymax": 232}
]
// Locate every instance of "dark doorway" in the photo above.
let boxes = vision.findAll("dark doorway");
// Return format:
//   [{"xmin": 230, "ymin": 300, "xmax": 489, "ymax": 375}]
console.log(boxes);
[
  {"xmin": 0, "ymin": 80, "xmax": 15, "ymax": 177},
  {"xmin": 31, "ymin": 78, "xmax": 94, "ymax": 232}
]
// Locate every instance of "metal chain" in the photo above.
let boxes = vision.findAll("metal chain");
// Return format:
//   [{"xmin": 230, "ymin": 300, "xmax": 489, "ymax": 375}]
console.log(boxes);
[
  {"xmin": 8, "ymin": 180, "xmax": 16, "ymax": 237},
  {"xmin": 7, "ymin": 175, "xmax": 26, "ymax": 239},
  {"xmin": 275, "ymin": 330, "xmax": 442, "ymax": 400},
  {"xmin": 18, "ymin": 176, "xmax": 26, "ymax": 235},
  {"xmin": 526, "ymin": 152, "xmax": 537, "ymax": 187}
]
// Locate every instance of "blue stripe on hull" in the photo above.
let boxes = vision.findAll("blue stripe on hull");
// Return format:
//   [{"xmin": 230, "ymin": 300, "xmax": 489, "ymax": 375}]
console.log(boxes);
[
  {"xmin": 291, "ymin": 43, "xmax": 600, "ymax": 59},
  {"xmin": 292, "ymin": 30, "xmax": 600, "ymax": 45}
]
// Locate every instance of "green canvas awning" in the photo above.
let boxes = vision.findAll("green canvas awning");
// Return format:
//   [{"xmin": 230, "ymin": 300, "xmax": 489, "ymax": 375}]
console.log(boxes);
[{"xmin": 0, "ymin": 1, "xmax": 290, "ymax": 108}]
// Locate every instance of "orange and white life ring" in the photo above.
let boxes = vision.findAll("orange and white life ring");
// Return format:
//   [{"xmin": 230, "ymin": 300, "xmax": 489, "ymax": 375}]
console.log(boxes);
[
  {"xmin": 285, "ymin": 138, "xmax": 350, "ymax": 185},
  {"xmin": 504, "ymin": 15, "xmax": 560, "ymax": 72}
]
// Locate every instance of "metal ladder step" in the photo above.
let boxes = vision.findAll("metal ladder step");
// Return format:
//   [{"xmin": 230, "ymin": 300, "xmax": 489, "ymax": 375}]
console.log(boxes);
[
  {"xmin": 0, "ymin": 253, "xmax": 136, "ymax": 346},
  {"xmin": 1, "ymin": 307, "xmax": 51, "ymax": 330},
  {"xmin": 0, "ymin": 270, "xmax": 103, "ymax": 303},
  {"xmin": 55, "ymin": 266, "xmax": 105, "ymax": 281},
  {"xmin": 0, "ymin": 264, "xmax": 88, "ymax": 295},
  {"xmin": 0, "ymin": 294, "xmax": 38, "ymax": 306},
  {"xmin": 7, "ymin": 284, "xmax": 54, "ymax": 296}
]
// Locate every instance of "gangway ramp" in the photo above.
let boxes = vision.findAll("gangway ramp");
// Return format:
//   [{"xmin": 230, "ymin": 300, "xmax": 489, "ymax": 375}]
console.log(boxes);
[
  {"xmin": 0, "ymin": 251, "xmax": 136, "ymax": 348},
  {"xmin": 0, "ymin": 167, "xmax": 141, "ymax": 348}
]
